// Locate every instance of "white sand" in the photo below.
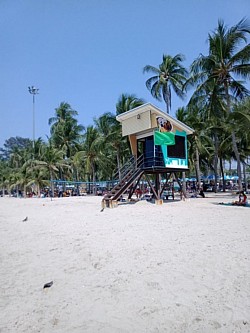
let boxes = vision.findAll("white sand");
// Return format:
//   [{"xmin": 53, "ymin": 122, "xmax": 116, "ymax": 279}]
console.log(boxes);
[{"xmin": 0, "ymin": 193, "xmax": 250, "ymax": 333}]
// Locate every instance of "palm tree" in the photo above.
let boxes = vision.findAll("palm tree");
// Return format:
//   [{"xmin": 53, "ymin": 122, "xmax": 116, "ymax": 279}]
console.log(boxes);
[
  {"xmin": 231, "ymin": 97, "xmax": 250, "ymax": 130},
  {"xmin": 77, "ymin": 126, "xmax": 105, "ymax": 194},
  {"xmin": 143, "ymin": 54, "xmax": 188, "ymax": 114},
  {"xmin": 70, "ymin": 150, "xmax": 87, "ymax": 182},
  {"xmin": 107, "ymin": 123, "xmax": 130, "ymax": 181},
  {"xmin": 49, "ymin": 102, "xmax": 78, "ymax": 128},
  {"xmin": 30, "ymin": 141, "xmax": 68, "ymax": 197},
  {"xmin": 230, "ymin": 98, "xmax": 250, "ymax": 188},
  {"xmin": 93, "ymin": 112, "xmax": 118, "ymax": 179},
  {"xmin": 94, "ymin": 107, "xmax": 133, "ymax": 181},
  {"xmin": 8, "ymin": 146, "xmax": 28, "ymax": 196},
  {"xmin": 116, "ymin": 94, "xmax": 145, "ymax": 115},
  {"xmin": 10, "ymin": 164, "xmax": 33, "ymax": 198},
  {"xmin": 49, "ymin": 102, "xmax": 84, "ymax": 158},
  {"xmin": 176, "ymin": 106, "xmax": 202, "ymax": 188},
  {"xmin": 189, "ymin": 18, "xmax": 250, "ymax": 190},
  {"xmin": 26, "ymin": 167, "xmax": 50, "ymax": 197},
  {"xmin": 94, "ymin": 112, "xmax": 117, "ymax": 136},
  {"xmin": 115, "ymin": 94, "xmax": 145, "ymax": 170},
  {"xmin": 192, "ymin": 79, "xmax": 229, "ymax": 191},
  {"xmin": 0, "ymin": 160, "xmax": 11, "ymax": 196}
]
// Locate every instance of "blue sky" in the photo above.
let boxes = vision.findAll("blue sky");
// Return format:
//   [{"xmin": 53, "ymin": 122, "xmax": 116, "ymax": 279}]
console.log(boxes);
[{"xmin": 1, "ymin": 0, "xmax": 249, "ymax": 147}]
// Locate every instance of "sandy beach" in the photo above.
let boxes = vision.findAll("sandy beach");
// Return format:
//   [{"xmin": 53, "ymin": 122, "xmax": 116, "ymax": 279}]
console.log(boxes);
[{"xmin": 0, "ymin": 193, "xmax": 250, "ymax": 333}]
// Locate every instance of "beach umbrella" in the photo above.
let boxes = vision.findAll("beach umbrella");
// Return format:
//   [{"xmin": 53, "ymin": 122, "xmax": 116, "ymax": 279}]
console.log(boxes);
[
  {"xmin": 231, "ymin": 176, "xmax": 239, "ymax": 180},
  {"xmin": 189, "ymin": 177, "xmax": 197, "ymax": 182},
  {"xmin": 207, "ymin": 175, "xmax": 215, "ymax": 180}
]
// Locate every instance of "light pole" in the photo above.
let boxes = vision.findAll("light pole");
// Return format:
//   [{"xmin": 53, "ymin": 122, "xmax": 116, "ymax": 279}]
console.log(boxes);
[{"xmin": 28, "ymin": 86, "xmax": 39, "ymax": 149}]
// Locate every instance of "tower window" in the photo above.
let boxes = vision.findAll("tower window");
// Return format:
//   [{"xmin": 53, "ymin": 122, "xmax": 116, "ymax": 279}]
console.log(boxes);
[{"xmin": 167, "ymin": 135, "xmax": 186, "ymax": 159}]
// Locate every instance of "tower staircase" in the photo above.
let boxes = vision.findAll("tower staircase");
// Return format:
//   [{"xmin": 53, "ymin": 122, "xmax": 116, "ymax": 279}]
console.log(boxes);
[{"xmin": 102, "ymin": 155, "xmax": 144, "ymax": 208}]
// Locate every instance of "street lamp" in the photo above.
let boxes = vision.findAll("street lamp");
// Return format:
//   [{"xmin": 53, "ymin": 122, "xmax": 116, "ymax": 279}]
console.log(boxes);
[{"xmin": 28, "ymin": 86, "xmax": 39, "ymax": 148}]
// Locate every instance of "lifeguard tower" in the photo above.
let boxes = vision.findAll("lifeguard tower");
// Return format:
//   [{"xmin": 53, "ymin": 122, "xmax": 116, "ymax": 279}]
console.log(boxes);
[{"xmin": 102, "ymin": 103, "xmax": 194, "ymax": 207}]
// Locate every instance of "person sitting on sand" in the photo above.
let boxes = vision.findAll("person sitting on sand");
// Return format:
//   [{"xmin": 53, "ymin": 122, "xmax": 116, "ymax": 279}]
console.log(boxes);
[
  {"xmin": 232, "ymin": 191, "xmax": 247, "ymax": 206},
  {"xmin": 135, "ymin": 187, "xmax": 142, "ymax": 199},
  {"xmin": 198, "ymin": 188, "xmax": 205, "ymax": 198}
]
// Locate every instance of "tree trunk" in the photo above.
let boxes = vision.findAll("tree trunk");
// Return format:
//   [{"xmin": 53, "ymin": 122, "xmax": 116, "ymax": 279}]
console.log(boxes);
[
  {"xmin": 92, "ymin": 162, "xmax": 96, "ymax": 195},
  {"xmin": 220, "ymin": 158, "xmax": 226, "ymax": 192},
  {"xmin": 181, "ymin": 172, "xmax": 187, "ymax": 199},
  {"xmin": 243, "ymin": 161, "xmax": 247, "ymax": 191},
  {"xmin": 194, "ymin": 145, "xmax": 201, "ymax": 190},
  {"xmin": 23, "ymin": 185, "xmax": 27, "ymax": 198},
  {"xmin": 224, "ymin": 83, "xmax": 242, "ymax": 191},
  {"xmin": 231, "ymin": 131, "xmax": 242, "ymax": 191},
  {"xmin": 116, "ymin": 150, "xmax": 121, "ymax": 181},
  {"xmin": 213, "ymin": 133, "xmax": 219, "ymax": 193},
  {"xmin": 50, "ymin": 171, "xmax": 55, "ymax": 197},
  {"xmin": 37, "ymin": 184, "xmax": 41, "ymax": 198}
]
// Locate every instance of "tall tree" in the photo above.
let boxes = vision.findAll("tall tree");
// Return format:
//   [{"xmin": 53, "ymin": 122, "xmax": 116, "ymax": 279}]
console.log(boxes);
[
  {"xmin": 0, "ymin": 160, "xmax": 11, "ymax": 196},
  {"xmin": 143, "ymin": 54, "xmax": 188, "ymax": 114},
  {"xmin": 49, "ymin": 102, "xmax": 84, "ymax": 158},
  {"xmin": 116, "ymin": 94, "xmax": 145, "ymax": 115},
  {"xmin": 30, "ymin": 141, "xmax": 68, "ymax": 196},
  {"xmin": 77, "ymin": 126, "xmax": 105, "ymax": 193},
  {"xmin": 230, "ymin": 98, "xmax": 250, "ymax": 187},
  {"xmin": 188, "ymin": 79, "xmax": 228, "ymax": 191},
  {"xmin": 189, "ymin": 18, "xmax": 250, "ymax": 190},
  {"xmin": 115, "ymin": 94, "xmax": 144, "ymax": 169},
  {"xmin": 176, "ymin": 106, "xmax": 202, "ymax": 188},
  {"xmin": 93, "ymin": 112, "xmax": 117, "ymax": 179},
  {"xmin": 0, "ymin": 137, "xmax": 32, "ymax": 160}
]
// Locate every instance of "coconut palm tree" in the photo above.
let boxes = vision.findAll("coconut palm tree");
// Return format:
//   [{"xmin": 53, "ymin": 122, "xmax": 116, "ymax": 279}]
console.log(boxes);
[
  {"xmin": 49, "ymin": 102, "xmax": 78, "ymax": 129},
  {"xmin": 231, "ymin": 97, "xmax": 250, "ymax": 130},
  {"xmin": 143, "ymin": 54, "xmax": 188, "ymax": 114},
  {"xmin": 107, "ymin": 123, "xmax": 130, "ymax": 181},
  {"xmin": 0, "ymin": 160, "xmax": 11, "ymax": 196},
  {"xmin": 189, "ymin": 18, "xmax": 250, "ymax": 190},
  {"xmin": 94, "ymin": 109, "xmax": 131, "ymax": 181},
  {"xmin": 93, "ymin": 112, "xmax": 118, "ymax": 178},
  {"xmin": 69, "ymin": 150, "xmax": 87, "ymax": 182},
  {"xmin": 30, "ymin": 141, "xmax": 68, "ymax": 197},
  {"xmin": 176, "ymin": 106, "xmax": 202, "ymax": 188},
  {"xmin": 116, "ymin": 94, "xmax": 145, "ymax": 115},
  {"xmin": 49, "ymin": 102, "xmax": 84, "ymax": 158},
  {"xmin": 176, "ymin": 105, "xmax": 215, "ymax": 192},
  {"xmin": 230, "ymin": 98, "xmax": 250, "ymax": 188},
  {"xmin": 115, "ymin": 94, "xmax": 145, "ymax": 168},
  {"xmin": 191, "ymin": 79, "xmax": 229, "ymax": 191},
  {"xmin": 77, "ymin": 126, "xmax": 105, "ymax": 194},
  {"xmin": 26, "ymin": 167, "xmax": 50, "ymax": 197},
  {"xmin": 10, "ymin": 164, "xmax": 33, "ymax": 198}
]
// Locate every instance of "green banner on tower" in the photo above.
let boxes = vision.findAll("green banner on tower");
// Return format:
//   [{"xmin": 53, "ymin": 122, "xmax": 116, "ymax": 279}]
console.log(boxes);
[{"xmin": 154, "ymin": 131, "xmax": 175, "ymax": 146}]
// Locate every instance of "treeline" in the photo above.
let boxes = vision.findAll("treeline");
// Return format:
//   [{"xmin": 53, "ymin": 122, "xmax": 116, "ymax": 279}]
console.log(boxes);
[{"xmin": 1, "ymin": 19, "xmax": 250, "ymax": 196}]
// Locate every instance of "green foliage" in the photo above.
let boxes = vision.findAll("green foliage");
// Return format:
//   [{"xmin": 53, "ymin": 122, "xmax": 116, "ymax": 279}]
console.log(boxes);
[
  {"xmin": 1, "ymin": 19, "xmax": 250, "ymax": 195},
  {"xmin": 186, "ymin": 18, "xmax": 250, "ymax": 189},
  {"xmin": 0, "ymin": 136, "xmax": 32, "ymax": 160},
  {"xmin": 144, "ymin": 54, "xmax": 188, "ymax": 114},
  {"xmin": 116, "ymin": 94, "xmax": 145, "ymax": 115},
  {"xmin": 49, "ymin": 102, "xmax": 84, "ymax": 158}
]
